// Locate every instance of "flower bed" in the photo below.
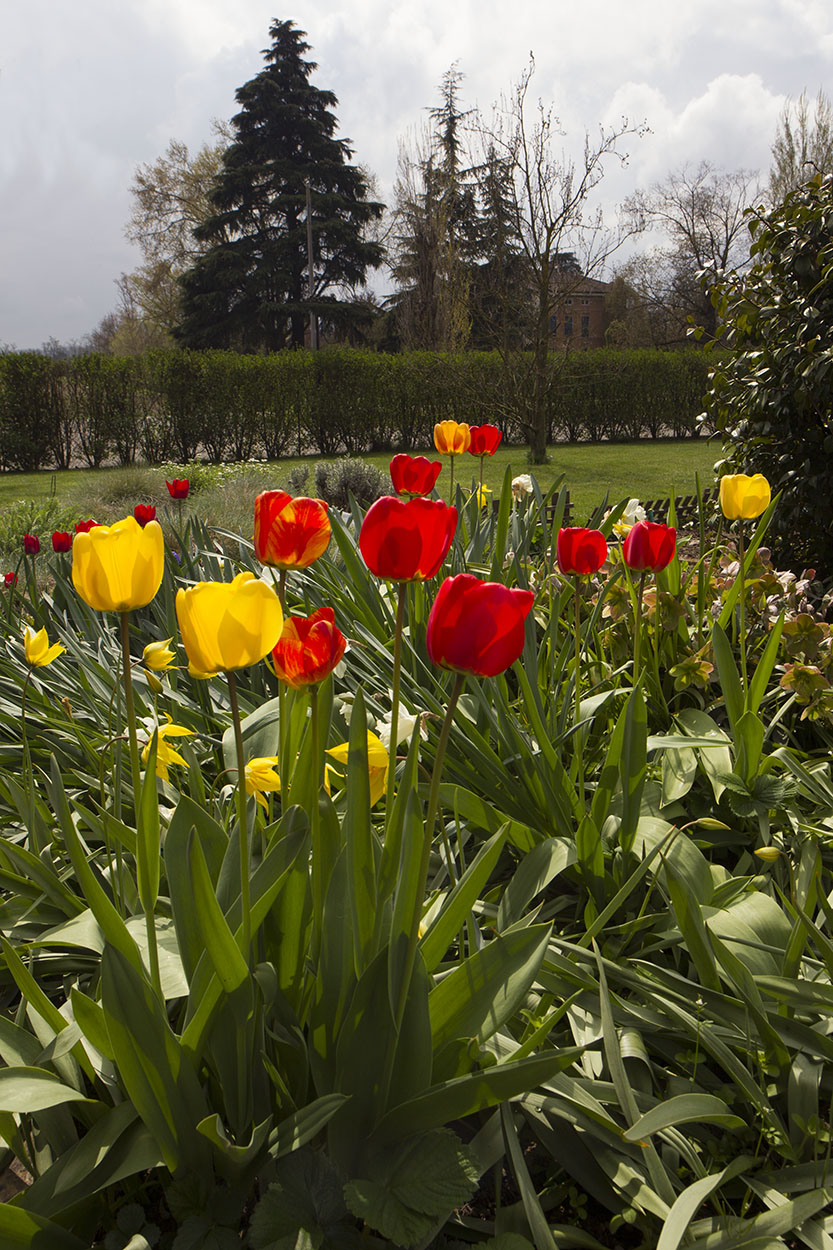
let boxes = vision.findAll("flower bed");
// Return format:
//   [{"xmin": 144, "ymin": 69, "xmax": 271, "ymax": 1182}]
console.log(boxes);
[{"xmin": 0, "ymin": 459, "xmax": 831, "ymax": 1248}]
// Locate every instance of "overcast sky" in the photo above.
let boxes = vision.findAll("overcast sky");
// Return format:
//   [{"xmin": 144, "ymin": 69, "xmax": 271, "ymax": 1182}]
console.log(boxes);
[{"xmin": 2, "ymin": 0, "xmax": 832, "ymax": 349}]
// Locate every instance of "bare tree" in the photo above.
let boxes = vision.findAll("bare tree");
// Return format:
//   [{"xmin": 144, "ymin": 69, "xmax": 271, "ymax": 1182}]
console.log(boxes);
[
  {"xmin": 770, "ymin": 89, "xmax": 833, "ymax": 202},
  {"xmin": 473, "ymin": 58, "xmax": 644, "ymax": 460},
  {"xmin": 623, "ymin": 162, "xmax": 760, "ymax": 341}
]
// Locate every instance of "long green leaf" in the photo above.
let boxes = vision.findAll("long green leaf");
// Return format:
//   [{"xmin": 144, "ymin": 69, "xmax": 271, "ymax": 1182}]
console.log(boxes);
[
  {"xmin": 420, "ymin": 827, "xmax": 507, "ymax": 971},
  {"xmin": 428, "ymin": 924, "xmax": 551, "ymax": 1052},
  {"xmin": 624, "ymin": 1094, "xmax": 745, "ymax": 1142}
]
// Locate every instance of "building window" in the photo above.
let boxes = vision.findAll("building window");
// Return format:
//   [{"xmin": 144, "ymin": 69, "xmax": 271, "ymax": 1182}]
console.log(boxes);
[
  {"xmin": 566, "ymin": 297, "xmax": 573, "ymax": 305},
  {"xmin": 564, "ymin": 315, "xmax": 573, "ymax": 337},
  {"xmin": 582, "ymin": 297, "xmax": 589, "ymax": 305},
  {"xmin": 549, "ymin": 315, "xmax": 557, "ymax": 333},
  {"xmin": 581, "ymin": 315, "xmax": 590, "ymax": 337}
]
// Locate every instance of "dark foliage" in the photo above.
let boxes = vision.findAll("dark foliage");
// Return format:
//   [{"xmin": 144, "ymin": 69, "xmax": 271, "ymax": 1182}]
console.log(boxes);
[
  {"xmin": 176, "ymin": 20, "xmax": 384, "ymax": 352},
  {"xmin": 705, "ymin": 172, "xmax": 833, "ymax": 574}
]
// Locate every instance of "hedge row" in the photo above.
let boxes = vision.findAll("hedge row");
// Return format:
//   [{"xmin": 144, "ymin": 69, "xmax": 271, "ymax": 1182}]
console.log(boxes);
[{"xmin": 0, "ymin": 347, "xmax": 711, "ymax": 472}]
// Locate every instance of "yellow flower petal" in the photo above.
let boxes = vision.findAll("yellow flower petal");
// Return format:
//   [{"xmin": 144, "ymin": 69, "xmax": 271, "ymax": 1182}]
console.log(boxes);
[
  {"xmin": 176, "ymin": 572, "xmax": 284, "ymax": 675},
  {"xmin": 72, "ymin": 516, "xmax": 164, "ymax": 613},
  {"xmin": 23, "ymin": 625, "xmax": 65, "ymax": 667}
]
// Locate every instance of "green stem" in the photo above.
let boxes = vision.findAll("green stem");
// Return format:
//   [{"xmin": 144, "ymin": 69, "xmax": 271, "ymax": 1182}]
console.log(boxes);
[
  {"xmin": 227, "ymin": 670, "xmax": 251, "ymax": 958},
  {"xmin": 633, "ymin": 569, "xmax": 646, "ymax": 685},
  {"xmin": 385, "ymin": 583, "xmax": 406, "ymax": 836},
  {"xmin": 574, "ymin": 579, "xmax": 585, "ymax": 814},
  {"xmin": 449, "ymin": 454, "xmax": 455, "ymax": 506},
  {"xmin": 738, "ymin": 521, "xmax": 748, "ymax": 701},
  {"xmin": 479, "ymin": 455, "xmax": 485, "ymax": 509},
  {"xmin": 120, "ymin": 612, "xmax": 160, "ymax": 992},
  {"xmin": 277, "ymin": 568, "xmax": 288, "ymax": 802},
  {"xmin": 310, "ymin": 684, "xmax": 323, "ymax": 958},
  {"xmin": 395, "ymin": 671, "xmax": 464, "ymax": 1032},
  {"xmin": 119, "ymin": 613, "xmax": 142, "ymax": 810}
]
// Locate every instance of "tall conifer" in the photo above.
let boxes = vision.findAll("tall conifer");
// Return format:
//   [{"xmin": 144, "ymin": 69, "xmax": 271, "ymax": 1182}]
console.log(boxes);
[{"xmin": 177, "ymin": 20, "xmax": 383, "ymax": 351}]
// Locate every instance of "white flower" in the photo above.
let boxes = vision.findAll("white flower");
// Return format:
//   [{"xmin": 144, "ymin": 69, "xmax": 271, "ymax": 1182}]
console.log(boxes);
[
  {"xmin": 377, "ymin": 707, "xmax": 427, "ymax": 748},
  {"xmin": 609, "ymin": 498, "xmax": 646, "ymax": 537},
  {"xmin": 512, "ymin": 474, "xmax": 533, "ymax": 500}
]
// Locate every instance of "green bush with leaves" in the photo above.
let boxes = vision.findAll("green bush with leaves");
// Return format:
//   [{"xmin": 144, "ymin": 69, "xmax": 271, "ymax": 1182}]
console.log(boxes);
[{"xmin": 705, "ymin": 171, "xmax": 833, "ymax": 573}]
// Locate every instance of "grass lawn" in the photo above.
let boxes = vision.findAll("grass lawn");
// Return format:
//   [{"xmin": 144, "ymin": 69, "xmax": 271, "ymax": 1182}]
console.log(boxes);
[{"xmin": 0, "ymin": 437, "xmax": 721, "ymax": 526}]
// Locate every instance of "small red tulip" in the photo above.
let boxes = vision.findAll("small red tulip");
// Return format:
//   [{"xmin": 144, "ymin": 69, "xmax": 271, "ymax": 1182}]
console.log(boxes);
[
  {"xmin": 556, "ymin": 528, "xmax": 608, "ymax": 576},
  {"xmin": 23, "ymin": 534, "xmax": 40, "ymax": 555},
  {"xmin": 359, "ymin": 496, "xmax": 457, "ymax": 582},
  {"xmin": 74, "ymin": 520, "xmax": 100, "ymax": 534},
  {"xmin": 622, "ymin": 521, "xmax": 676, "ymax": 572},
  {"xmin": 4, "ymin": 572, "xmax": 16, "ymax": 588},
  {"xmin": 134, "ymin": 504, "xmax": 157, "ymax": 528},
  {"xmin": 427, "ymin": 573, "xmax": 535, "ymax": 678},
  {"xmin": 51, "ymin": 531, "xmax": 72, "ymax": 553},
  {"xmin": 389, "ymin": 454, "xmax": 442, "ymax": 498},
  {"xmin": 468, "ymin": 424, "xmax": 502, "ymax": 456},
  {"xmin": 254, "ymin": 491, "xmax": 331, "ymax": 570},
  {"xmin": 166, "ymin": 478, "xmax": 190, "ymax": 500},
  {"xmin": 271, "ymin": 606, "xmax": 347, "ymax": 689}
]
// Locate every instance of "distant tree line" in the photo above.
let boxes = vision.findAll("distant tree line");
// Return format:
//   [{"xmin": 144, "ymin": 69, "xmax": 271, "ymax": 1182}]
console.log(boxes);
[{"xmin": 0, "ymin": 347, "xmax": 710, "ymax": 472}]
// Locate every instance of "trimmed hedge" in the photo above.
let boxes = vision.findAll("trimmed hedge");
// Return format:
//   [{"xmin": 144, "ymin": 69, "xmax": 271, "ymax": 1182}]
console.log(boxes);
[{"xmin": 0, "ymin": 347, "xmax": 709, "ymax": 469}]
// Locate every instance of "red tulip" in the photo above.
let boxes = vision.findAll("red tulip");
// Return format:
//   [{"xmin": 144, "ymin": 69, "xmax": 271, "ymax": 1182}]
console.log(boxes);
[
  {"xmin": 4, "ymin": 572, "xmax": 16, "ymax": 588},
  {"xmin": 254, "ymin": 491, "xmax": 331, "ymax": 570},
  {"xmin": 359, "ymin": 496, "xmax": 457, "ymax": 582},
  {"xmin": 51, "ymin": 531, "xmax": 72, "ymax": 553},
  {"xmin": 622, "ymin": 520, "xmax": 676, "ymax": 572},
  {"xmin": 166, "ymin": 478, "xmax": 190, "ymax": 500},
  {"xmin": 74, "ymin": 520, "xmax": 100, "ymax": 534},
  {"xmin": 427, "ymin": 573, "xmax": 535, "ymax": 678},
  {"xmin": 271, "ymin": 606, "xmax": 347, "ymax": 689},
  {"xmin": 23, "ymin": 534, "xmax": 40, "ymax": 555},
  {"xmin": 389, "ymin": 453, "xmax": 442, "ymax": 498},
  {"xmin": 134, "ymin": 504, "xmax": 157, "ymax": 528},
  {"xmin": 468, "ymin": 424, "xmax": 502, "ymax": 456},
  {"xmin": 556, "ymin": 528, "xmax": 608, "ymax": 576}
]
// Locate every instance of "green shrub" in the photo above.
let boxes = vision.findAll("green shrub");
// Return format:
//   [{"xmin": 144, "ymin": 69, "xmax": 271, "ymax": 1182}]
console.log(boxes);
[
  {"xmin": 705, "ymin": 172, "xmax": 833, "ymax": 572},
  {"xmin": 313, "ymin": 457, "xmax": 388, "ymax": 509}
]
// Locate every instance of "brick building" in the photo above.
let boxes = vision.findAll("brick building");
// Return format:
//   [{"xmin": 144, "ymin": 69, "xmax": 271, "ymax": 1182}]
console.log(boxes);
[{"xmin": 548, "ymin": 253, "xmax": 610, "ymax": 350}]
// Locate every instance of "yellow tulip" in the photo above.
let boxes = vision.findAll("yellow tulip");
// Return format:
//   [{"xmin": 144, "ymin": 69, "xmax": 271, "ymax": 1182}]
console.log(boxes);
[
  {"xmin": 719, "ymin": 473, "xmax": 771, "ymax": 520},
  {"xmin": 141, "ymin": 718, "xmax": 194, "ymax": 782},
  {"xmin": 23, "ymin": 625, "xmax": 65, "ymax": 668},
  {"xmin": 175, "ymin": 571, "xmax": 284, "ymax": 677},
  {"xmin": 326, "ymin": 730, "xmax": 389, "ymax": 806},
  {"xmin": 143, "ymin": 638, "xmax": 176, "ymax": 671},
  {"xmin": 72, "ymin": 516, "xmax": 164, "ymax": 613},
  {"xmin": 434, "ymin": 421, "xmax": 471, "ymax": 456},
  {"xmin": 245, "ymin": 756, "xmax": 282, "ymax": 810}
]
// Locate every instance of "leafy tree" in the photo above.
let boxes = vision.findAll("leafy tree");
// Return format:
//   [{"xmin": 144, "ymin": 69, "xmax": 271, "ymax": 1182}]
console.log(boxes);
[
  {"xmin": 122, "ymin": 126, "xmax": 230, "ymax": 340},
  {"xmin": 176, "ymin": 20, "xmax": 383, "ymax": 351},
  {"xmin": 770, "ymin": 90, "xmax": 833, "ymax": 202},
  {"xmin": 704, "ymin": 173, "xmax": 833, "ymax": 572}
]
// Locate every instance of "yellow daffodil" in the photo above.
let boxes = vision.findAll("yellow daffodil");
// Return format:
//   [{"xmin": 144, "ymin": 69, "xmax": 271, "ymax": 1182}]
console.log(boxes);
[
  {"xmin": 475, "ymin": 485, "xmax": 492, "ymax": 509},
  {"xmin": 143, "ymin": 638, "xmax": 176, "ymax": 671},
  {"xmin": 175, "ymin": 571, "xmax": 284, "ymax": 678},
  {"xmin": 326, "ymin": 731, "xmax": 389, "ymax": 806},
  {"xmin": 23, "ymin": 625, "xmax": 65, "ymax": 668},
  {"xmin": 719, "ymin": 473, "xmax": 771, "ymax": 520},
  {"xmin": 245, "ymin": 756, "xmax": 282, "ymax": 810},
  {"xmin": 141, "ymin": 718, "xmax": 194, "ymax": 782},
  {"xmin": 72, "ymin": 516, "xmax": 164, "ymax": 613}
]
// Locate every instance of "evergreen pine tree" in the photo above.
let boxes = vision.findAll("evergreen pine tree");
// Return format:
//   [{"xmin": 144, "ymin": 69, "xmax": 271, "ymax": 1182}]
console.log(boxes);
[{"xmin": 176, "ymin": 20, "xmax": 383, "ymax": 351}]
